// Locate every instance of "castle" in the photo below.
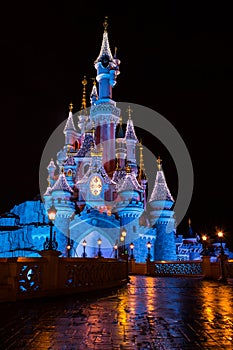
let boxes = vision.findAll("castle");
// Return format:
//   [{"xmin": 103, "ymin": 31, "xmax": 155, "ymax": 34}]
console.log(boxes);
[{"xmin": 0, "ymin": 18, "xmax": 178, "ymax": 262}]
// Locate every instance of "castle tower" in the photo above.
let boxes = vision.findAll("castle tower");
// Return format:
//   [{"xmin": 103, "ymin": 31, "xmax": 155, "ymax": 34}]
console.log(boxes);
[
  {"xmin": 115, "ymin": 164, "xmax": 144, "ymax": 244},
  {"xmin": 149, "ymin": 157, "xmax": 177, "ymax": 261},
  {"xmin": 124, "ymin": 106, "xmax": 139, "ymax": 174},
  {"xmin": 90, "ymin": 16, "xmax": 121, "ymax": 174},
  {"xmin": 44, "ymin": 170, "xmax": 75, "ymax": 255},
  {"xmin": 63, "ymin": 103, "xmax": 77, "ymax": 150}
]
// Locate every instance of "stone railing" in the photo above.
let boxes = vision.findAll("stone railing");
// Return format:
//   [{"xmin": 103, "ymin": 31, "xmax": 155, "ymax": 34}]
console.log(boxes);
[
  {"xmin": 129, "ymin": 256, "xmax": 233, "ymax": 281},
  {"xmin": 0, "ymin": 250, "xmax": 128, "ymax": 302}
]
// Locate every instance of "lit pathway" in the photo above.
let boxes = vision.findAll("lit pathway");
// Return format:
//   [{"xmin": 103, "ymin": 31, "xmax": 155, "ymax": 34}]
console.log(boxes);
[{"xmin": 0, "ymin": 276, "xmax": 233, "ymax": 349}]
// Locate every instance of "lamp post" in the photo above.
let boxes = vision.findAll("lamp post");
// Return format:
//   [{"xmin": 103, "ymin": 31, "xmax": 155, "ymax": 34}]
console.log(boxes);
[
  {"xmin": 67, "ymin": 243, "xmax": 71, "ymax": 257},
  {"xmin": 66, "ymin": 228, "xmax": 71, "ymax": 257},
  {"xmin": 97, "ymin": 237, "xmax": 102, "ymax": 258},
  {"xmin": 114, "ymin": 243, "xmax": 118, "ymax": 259},
  {"xmin": 217, "ymin": 231, "xmax": 227, "ymax": 283},
  {"xmin": 120, "ymin": 235, "xmax": 124, "ymax": 255},
  {"xmin": 121, "ymin": 228, "xmax": 127, "ymax": 255},
  {"xmin": 217, "ymin": 231, "xmax": 224, "ymax": 254},
  {"xmin": 146, "ymin": 241, "xmax": 152, "ymax": 275},
  {"xmin": 202, "ymin": 234, "xmax": 207, "ymax": 256},
  {"xmin": 82, "ymin": 239, "xmax": 87, "ymax": 257},
  {"xmin": 147, "ymin": 241, "xmax": 152, "ymax": 260},
  {"xmin": 44, "ymin": 204, "xmax": 58, "ymax": 250},
  {"xmin": 129, "ymin": 242, "xmax": 134, "ymax": 260}
]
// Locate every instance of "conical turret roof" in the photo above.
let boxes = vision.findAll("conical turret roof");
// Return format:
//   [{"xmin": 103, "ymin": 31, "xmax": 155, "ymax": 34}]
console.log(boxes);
[
  {"xmin": 63, "ymin": 104, "xmax": 77, "ymax": 133},
  {"xmin": 95, "ymin": 17, "xmax": 114, "ymax": 63},
  {"xmin": 149, "ymin": 157, "xmax": 174, "ymax": 206}
]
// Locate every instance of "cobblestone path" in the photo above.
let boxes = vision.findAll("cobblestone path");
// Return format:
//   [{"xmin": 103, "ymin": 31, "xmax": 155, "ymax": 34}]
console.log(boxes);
[{"xmin": 0, "ymin": 276, "xmax": 232, "ymax": 349}]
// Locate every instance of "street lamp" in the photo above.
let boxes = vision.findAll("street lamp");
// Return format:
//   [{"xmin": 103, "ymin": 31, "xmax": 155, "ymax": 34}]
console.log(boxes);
[
  {"xmin": 97, "ymin": 237, "xmax": 102, "ymax": 258},
  {"xmin": 114, "ymin": 243, "xmax": 118, "ymax": 259},
  {"xmin": 217, "ymin": 231, "xmax": 224, "ymax": 254},
  {"xmin": 44, "ymin": 204, "xmax": 58, "ymax": 250},
  {"xmin": 217, "ymin": 230, "xmax": 227, "ymax": 283},
  {"xmin": 121, "ymin": 228, "xmax": 127, "ymax": 254},
  {"xmin": 82, "ymin": 239, "xmax": 87, "ymax": 257},
  {"xmin": 66, "ymin": 227, "xmax": 71, "ymax": 257},
  {"xmin": 67, "ymin": 243, "xmax": 71, "ymax": 257},
  {"xmin": 130, "ymin": 242, "xmax": 134, "ymax": 260},
  {"xmin": 202, "ymin": 234, "xmax": 207, "ymax": 256},
  {"xmin": 147, "ymin": 241, "xmax": 152, "ymax": 260},
  {"xmin": 120, "ymin": 235, "xmax": 125, "ymax": 255}
]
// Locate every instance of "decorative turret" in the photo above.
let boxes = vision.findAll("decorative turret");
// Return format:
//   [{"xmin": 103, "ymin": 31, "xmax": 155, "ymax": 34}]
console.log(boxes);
[
  {"xmin": 124, "ymin": 106, "xmax": 138, "ymax": 174},
  {"xmin": 90, "ymin": 16, "xmax": 121, "ymax": 174},
  {"xmin": 149, "ymin": 157, "xmax": 177, "ymax": 261},
  {"xmin": 90, "ymin": 79, "xmax": 98, "ymax": 105},
  {"xmin": 149, "ymin": 156, "xmax": 174, "ymax": 210},
  {"xmin": 94, "ymin": 16, "xmax": 120, "ymax": 102},
  {"xmin": 63, "ymin": 103, "xmax": 77, "ymax": 149},
  {"xmin": 114, "ymin": 164, "xmax": 144, "ymax": 244},
  {"xmin": 46, "ymin": 158, "xmax": 56, "ymax": 187}
]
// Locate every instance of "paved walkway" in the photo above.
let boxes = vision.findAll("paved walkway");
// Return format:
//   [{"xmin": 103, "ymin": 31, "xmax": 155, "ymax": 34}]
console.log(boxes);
[{"xmin": 0, "ymin": 276, "xmax": 232, "ymax": 349}]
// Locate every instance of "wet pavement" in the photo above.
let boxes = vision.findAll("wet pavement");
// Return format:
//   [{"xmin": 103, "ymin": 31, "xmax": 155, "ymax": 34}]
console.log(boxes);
[{"xmin": 0, "ymin": 275, "xmax": 233, "ymax": 350}]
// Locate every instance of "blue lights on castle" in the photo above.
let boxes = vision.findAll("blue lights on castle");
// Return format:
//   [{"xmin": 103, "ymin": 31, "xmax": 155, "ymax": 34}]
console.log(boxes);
[{"xmin": 0, "ymin": 18, "xmax": 179, "ymax": 262}]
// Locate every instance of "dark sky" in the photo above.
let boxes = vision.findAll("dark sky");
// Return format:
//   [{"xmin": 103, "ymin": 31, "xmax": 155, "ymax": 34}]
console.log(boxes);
[{"xmin": 1, "ymin": 3, "xmax": 232, "ymax": 239}]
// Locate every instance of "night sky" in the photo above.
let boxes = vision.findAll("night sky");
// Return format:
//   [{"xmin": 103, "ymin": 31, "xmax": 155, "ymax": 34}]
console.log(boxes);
[{"xmin": 1, "ymin": 3, "xmax": 232, "ymax": 242}]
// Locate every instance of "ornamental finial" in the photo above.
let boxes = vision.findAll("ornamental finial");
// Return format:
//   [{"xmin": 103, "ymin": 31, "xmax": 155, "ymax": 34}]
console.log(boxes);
[
  {"xmin": 81, "ymin": 76, "xmax": 87, "ymax": 110},
  {"xmin": 125, "ymin": 162, "xmax": 131, "ymax": 174},
  {"xmin": 126, "ymin": 105, "xmax": 133, "ymax": 119},
  {"xmin": 157, "ymin": 156, "xmax": 162, "ymax": 170},
  {"xmin": 69, "ymin": 102, "xmax": 73, "ymax": 112},
  {"xmin": 103, "ymin": 16, "xmax": 108, "ymax": 32}
]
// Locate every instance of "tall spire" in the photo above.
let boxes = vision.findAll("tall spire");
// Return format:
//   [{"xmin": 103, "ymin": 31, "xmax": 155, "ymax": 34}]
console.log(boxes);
[
  {"xmin": 63, "ymin": 102, "xmax": 76, "ymax": 133},
  {"xmin": 95, "ymin": 16, "xmax": 114, "ymax": 63},
  {"xmin": 138, "ymin": 140, "xmax": 146, "ymax": 181},
  {"xmin": 81, "ymin": 76, "xmax": 87, "ymax": 110},
  {"xmin": 124, "ymin": 106, "xmax": 138, "ymax": 142},
  {"xmin": 90, "ymin": 79, "xmax": 98, "ymax": 105}
]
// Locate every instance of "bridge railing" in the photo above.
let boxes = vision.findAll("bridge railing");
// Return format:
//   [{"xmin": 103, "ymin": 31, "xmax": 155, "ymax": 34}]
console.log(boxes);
[{"xmin": 0, "ymin": 251, "xmax": 128, "ymax": 302}]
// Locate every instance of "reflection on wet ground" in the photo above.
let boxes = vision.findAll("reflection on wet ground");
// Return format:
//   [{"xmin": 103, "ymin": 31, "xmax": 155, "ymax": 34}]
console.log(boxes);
[{"xmin": 0, "ymin": 276, "xmax": 232, "ymax": 349}]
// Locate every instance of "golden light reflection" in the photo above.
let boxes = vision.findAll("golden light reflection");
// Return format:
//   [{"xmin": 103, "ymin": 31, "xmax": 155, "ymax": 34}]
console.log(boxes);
[{"xmin": 201, "ymin": 283, "xmax": 233, "ymax": 342}]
